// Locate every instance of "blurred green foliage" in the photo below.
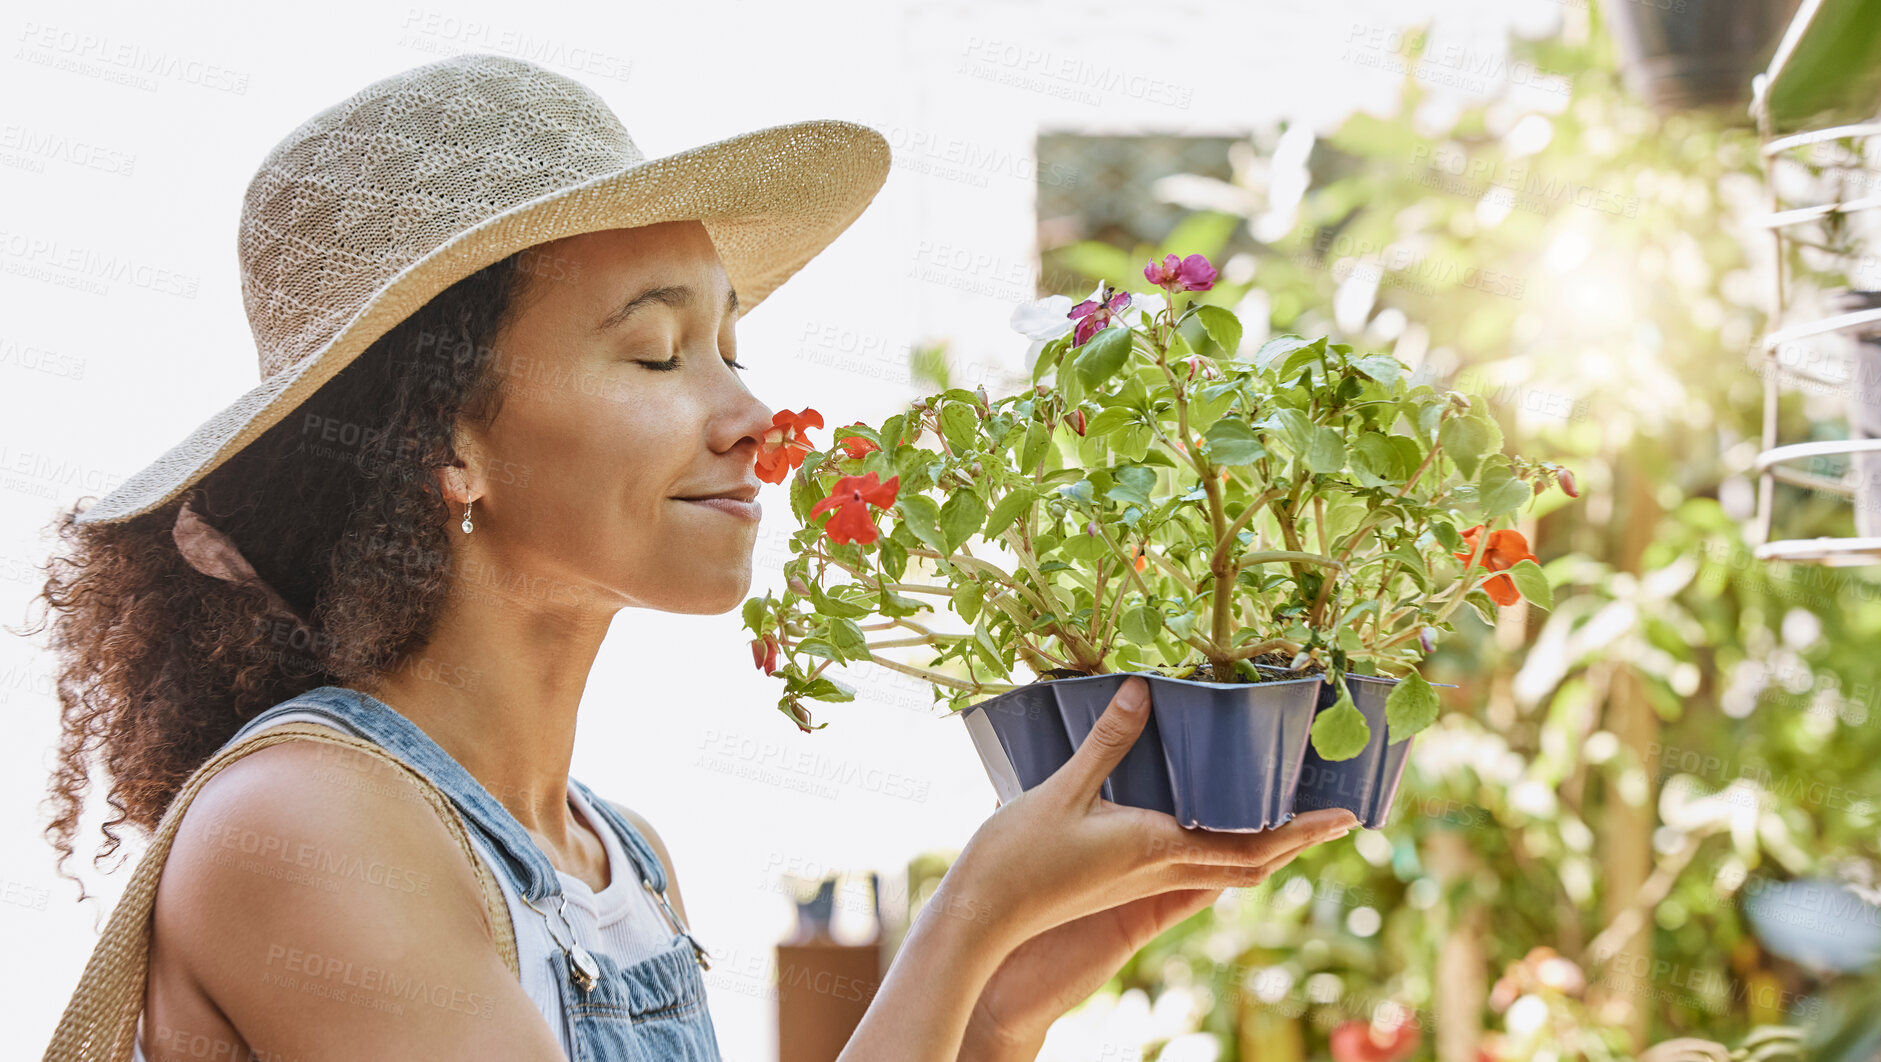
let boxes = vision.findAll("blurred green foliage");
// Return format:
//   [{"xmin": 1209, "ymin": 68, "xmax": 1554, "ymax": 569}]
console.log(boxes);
[{"xmin": 1026, "ymin": 6, "xmax": 1881, "ymax": 1060}]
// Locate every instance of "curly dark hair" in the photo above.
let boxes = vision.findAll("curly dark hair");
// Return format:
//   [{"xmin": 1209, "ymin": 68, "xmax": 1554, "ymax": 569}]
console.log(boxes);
[{"xmin": 16, "ymin": 247, "xmax": 547, "ymax": 903}]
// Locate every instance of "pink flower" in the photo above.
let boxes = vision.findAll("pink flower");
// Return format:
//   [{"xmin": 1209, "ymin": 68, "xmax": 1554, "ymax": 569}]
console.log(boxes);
[
  {"xmin": 1144, "ymin": 253, "xmax": 1218, "ymax": 293},
  {"xmin": 1068, "ymin": 284, "xmax": 1132, "ymax": 346}
]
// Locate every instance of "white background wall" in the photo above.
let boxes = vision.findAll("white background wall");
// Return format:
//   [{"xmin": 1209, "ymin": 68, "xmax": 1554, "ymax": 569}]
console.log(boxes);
[{"xmin": 1, "ymin": 0, "xmax": 1563, "ymax": 1057}]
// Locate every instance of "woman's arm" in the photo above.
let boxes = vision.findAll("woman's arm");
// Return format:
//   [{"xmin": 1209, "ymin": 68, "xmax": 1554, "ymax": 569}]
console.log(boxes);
[
  {"xmin": 836, "ymin": 866, "xmax": 1019, "ymax": 1060},
  {"xmin": 150, "ymin": 739, "xmax": 570, "ymax": 1060}
]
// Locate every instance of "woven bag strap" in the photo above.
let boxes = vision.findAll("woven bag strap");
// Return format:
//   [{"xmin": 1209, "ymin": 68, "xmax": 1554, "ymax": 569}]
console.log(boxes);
[{"xmin": 41, "ymin": 721, "xmax": 521, "ymax": 1062}]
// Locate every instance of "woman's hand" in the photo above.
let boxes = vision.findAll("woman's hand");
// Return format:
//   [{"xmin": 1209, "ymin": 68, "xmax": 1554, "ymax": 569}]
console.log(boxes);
[{"xmin": 946, "ymin": 676, "xmax": 1359, "ymax": 1056}]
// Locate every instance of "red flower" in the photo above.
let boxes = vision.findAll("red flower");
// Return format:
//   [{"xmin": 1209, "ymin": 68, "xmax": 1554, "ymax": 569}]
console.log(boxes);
[
  {"xmin": 1330, "ymin": 1017, "xmax": 1420, "ymax": 1062},
  {"xmin": 1453, "ymin": 525, "xmax": 1539, "ymax": 607},
  {"xmin": 810, "ymin": 472, "xmax": 901, "ymax": 545},
  {"xmin": 1131, "ymin": 545, "xmax": 1147, "ymax": 572},
  {"xmin": 749, "ymin": 633, "xmax": 780, "ymax": 675},
  {"xmin": 1144, "ymin": 252, "xmax": 1218, "ymax": 293},
  {"xmin": 755, "ymin": 408, "xmax": 823, "ymax": 484},
  {"xmin": 837, "ymin": 423, "xmax": 880, "ymax": 460}
]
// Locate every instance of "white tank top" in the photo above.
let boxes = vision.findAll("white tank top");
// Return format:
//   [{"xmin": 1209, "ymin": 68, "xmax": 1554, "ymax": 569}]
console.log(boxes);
[{"xmin": 132, "ymin": 714, "xmax": 678, "ymax": 1060}]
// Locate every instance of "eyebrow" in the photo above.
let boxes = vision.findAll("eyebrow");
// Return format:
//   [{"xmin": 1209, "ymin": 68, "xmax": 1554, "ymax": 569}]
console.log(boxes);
[{"xmin": 592, "ymin": 283, "xmax": 739, "ymax": 334}]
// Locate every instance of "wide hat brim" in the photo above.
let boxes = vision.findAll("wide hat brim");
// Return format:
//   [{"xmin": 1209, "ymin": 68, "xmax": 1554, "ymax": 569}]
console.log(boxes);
[{"xmin": 75, "ymin": 117, "xmax": 889, "ymax": 526}]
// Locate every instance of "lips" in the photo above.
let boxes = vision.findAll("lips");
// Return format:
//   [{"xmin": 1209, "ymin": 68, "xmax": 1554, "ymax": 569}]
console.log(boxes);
[{"xmin": 675, "ymin": 496, "xmax": 761, "ymax": 521}]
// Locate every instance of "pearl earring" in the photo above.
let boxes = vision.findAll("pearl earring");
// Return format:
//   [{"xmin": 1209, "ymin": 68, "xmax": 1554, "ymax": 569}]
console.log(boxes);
[{"xmin": 461, "ymin": 499, "xmax": 475, "ymax": 534}]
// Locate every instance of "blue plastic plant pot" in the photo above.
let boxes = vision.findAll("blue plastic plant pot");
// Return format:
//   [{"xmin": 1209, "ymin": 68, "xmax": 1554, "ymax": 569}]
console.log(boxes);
[
  {"xmin": 958, "ymin": 669, "xmax": 1324, "ymax": 831},
  {"xmin": 1145, "ymin": 672, "xmax": 1323, "ymax": 831},
  {"xmin": 1047, "ymin": 673, "xmax": 1177, "ymax": 819},
  {"xmin": 1290, "ymin": 674, "xmax": 1416, "ymax": 829}
]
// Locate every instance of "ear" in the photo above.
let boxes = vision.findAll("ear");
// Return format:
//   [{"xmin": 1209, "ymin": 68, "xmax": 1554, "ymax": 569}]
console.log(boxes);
[{"xmin": 437, "ymin": 421, "xmax": 491, "ymax": 506}]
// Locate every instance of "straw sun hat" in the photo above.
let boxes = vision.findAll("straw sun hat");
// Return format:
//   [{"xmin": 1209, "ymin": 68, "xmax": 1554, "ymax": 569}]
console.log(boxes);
[{"xmin": 73, "ymin": 52, "xmax": 891, "ymax": 527}]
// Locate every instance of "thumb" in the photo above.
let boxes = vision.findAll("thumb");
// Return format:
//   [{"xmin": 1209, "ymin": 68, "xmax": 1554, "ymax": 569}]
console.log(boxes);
[{"xmin": 1056, "ymin": 676, "xmax": 1151, "ymax": 801}]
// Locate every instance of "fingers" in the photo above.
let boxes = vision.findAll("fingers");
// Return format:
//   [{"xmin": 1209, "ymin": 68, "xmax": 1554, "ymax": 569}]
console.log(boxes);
[
  {"xmin": 1144, "ymin": 808, "xmax": 1357, "ymax": 868},
  {"xmin": 1162, "ymin": 838, "xmax": 1318, "ymax": 891},
  {"xmin": 1048, "ymin": 676, "xmax": 1151, "ymax": 802}
]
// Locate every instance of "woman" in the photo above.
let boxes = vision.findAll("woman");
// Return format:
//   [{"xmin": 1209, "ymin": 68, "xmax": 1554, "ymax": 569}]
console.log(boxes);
[{"xmin": 30, "ymin": 54, "xmax": 1357, "ymax": 1061}]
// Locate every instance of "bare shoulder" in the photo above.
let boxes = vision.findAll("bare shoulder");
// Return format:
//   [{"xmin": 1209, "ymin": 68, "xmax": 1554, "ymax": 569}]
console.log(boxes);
[
  {"xmin": 147, "ymin": 737, "xmax": 564, "ymax": 1059},
  {"xmin": 602, "ymin": 798, "xmax": 689, "ymax": 926}
]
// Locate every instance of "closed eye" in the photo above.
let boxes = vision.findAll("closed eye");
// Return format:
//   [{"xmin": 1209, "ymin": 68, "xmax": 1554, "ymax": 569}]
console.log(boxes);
[{"xmin": 637, "ymin": 355, "xmax": 748, "ymax": 372}]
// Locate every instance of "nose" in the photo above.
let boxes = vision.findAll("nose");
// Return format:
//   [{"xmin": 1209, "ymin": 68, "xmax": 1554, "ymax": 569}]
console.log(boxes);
[{"xmin": 713, "ymin": 372, "xmax": 776, "ymax": 459}]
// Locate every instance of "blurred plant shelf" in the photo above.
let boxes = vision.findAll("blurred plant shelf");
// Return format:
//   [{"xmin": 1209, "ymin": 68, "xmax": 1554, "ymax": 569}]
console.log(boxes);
[{"xmin": 1747, "ymin": 0, "xmax": 1881, "ymax": 565}]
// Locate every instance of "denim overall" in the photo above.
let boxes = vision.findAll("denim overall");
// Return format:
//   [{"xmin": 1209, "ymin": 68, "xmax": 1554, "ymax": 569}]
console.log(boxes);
[{"xmin": 223, "ymin": 685, "xmax": 723, "ymax": 1061}]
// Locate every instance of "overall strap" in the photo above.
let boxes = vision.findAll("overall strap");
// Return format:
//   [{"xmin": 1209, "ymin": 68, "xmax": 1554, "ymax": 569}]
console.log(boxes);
[
  {"xmin": 41, "ymin": 722, "xmax": 518, "ymax": 1062},
  {"xmin": 233, "ymin": 687, "xmax": 570, "ymax": 904},
  {"xmin": 569, "ymin": 777, "xmax": 715, "ymax": 971}
]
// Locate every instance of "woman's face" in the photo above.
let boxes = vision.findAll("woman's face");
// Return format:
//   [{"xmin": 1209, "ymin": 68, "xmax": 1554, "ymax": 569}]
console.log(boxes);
[{"xmin": 453, "ymin": 220, "xmax": 774, "ymax": 617}]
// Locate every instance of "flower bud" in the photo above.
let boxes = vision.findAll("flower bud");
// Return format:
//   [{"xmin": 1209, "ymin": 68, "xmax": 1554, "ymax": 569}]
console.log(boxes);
[
  {"xmin": 1557, "ymin": 467, "xmax": 1579, "ymax": 498},
  {"xmin": 1085, "ymin": 520, "xmax": 1101, "ymax": 537},
  {"xmin": 787, "ymin": 576, "xmax": 811, "ymax": 595},
  {"xmin": 1066, "ymin": 408, "xmax": 1088, "ymax": 436},
  {"xmin": 975, "ymin": 385, "xmax": 990, "ymax": 415},
  {"xmin": 1034, "ymin": 383, "xmax": 1051, "ymax": 396},
  {"xmin": 1419, "ymin": 628, "xmax": 1438, "ymax": 654}
]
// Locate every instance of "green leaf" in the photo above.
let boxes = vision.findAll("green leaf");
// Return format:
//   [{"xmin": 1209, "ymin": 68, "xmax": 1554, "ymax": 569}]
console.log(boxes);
[
  {"xmin": 1058, "ymin": 478, "xmax": 1096, "ymax": 506},
  {"xmin": 1195, "ymin": 305, "xmax": 1243, "ymax": 358},
  {"xmin": 741, "ymin": 595, "xmax": 768, "ymax": 631},
  {"xmin": 1350, "ymin": 433, "xmax": 1399, "ymax": 487},
  {"xmin": 1254, "ymin": 334, "xmax": 1313, "ymax": 369},
  {"xmin": 897, "ymin": 495, "xmax": 945, "ymax": 552},
  {"xmin": 1073, "ymin": 326, "xmax": 1134, "ymax": 390},
  {"xmin": 1438, "ymin": 413, "xmax": 1493, "ymax": 479},
  {"xmin": 1305, "ymin": 427, "xmax": 1346, "ymax": 474},
  {"xmin": 953, "ymin": 580, "xmax": 984, "ymax": 624},
  {"xmin": 939, "ymin": 401, "xmax": 979, "ymax": 453},
  {"xmin": 1120, "ymin": 605, "xmax": 1163, "ymax": 646},
  {"xmin": 827, "ymin": 617, "xmax": 870, "ymax": 662},
  {"xmin": 795, "ymin": 637, "xmax": 843, "ymax": 662},
  {"xmin": 1310, "ymin": 684, "xmax": 1372, "ymax": 761},
  {"xmin": 1478, "ymin": 464, "xmax": 1532, "ymax": 518},
  {"xmin": 1021, "ymin": 420, "xmax": 1052, "ymax": 471},
  {"xmin": 984, "ymin": 487, "xmax": 1035, "ymax": 540},
  {"xmin": 1384, "ymin": 670, "xmax": 1439, "ymax": 743},
  {"xmin": 1105, "ymin": 465, "xmax": 1157, "ymax": 508},
  {"xmin": 802, "ymin": 676, "xmax": 856, "ymax": 702},
  {"xmin": 1084, "ymin": 406, "xmax": 1135, "ymax": 437},
  {"xmin": 1113, "ymin": 422, "xmax": 1153, "ymax": 462},
  {"xmin": 1202, "ymin": 418, "xmax": 1266, "ymax": 465},
  {"xmin": 790, "ymin": 470, "xmax": 818, "ymax": 523},
  {"xmin": 807, "ymin": 580, "xmax": 871, "ymax": 619},
  {"xmin": 939, "ymin": 488, "xmax": 985, "ymax": 554},
  {"xmin": 1350, "ymin": 354, "xmax": 1404, "ymax": 386},
  {"xmin": 1507, "ymin": 558, "xmax": 1553, "ymax": 610}
]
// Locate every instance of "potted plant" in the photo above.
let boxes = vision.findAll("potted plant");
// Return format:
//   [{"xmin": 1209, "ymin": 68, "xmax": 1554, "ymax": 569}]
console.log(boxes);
[{"xmin": 741, "ymin": 253, "xmax": 1577, "ymax": 829}]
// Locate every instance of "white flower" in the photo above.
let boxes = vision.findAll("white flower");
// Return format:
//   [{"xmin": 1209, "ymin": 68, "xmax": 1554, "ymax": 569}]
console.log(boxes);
[{"xmin": 1010, "ymin": 293, "xmax": 1073, "ymax": 370}]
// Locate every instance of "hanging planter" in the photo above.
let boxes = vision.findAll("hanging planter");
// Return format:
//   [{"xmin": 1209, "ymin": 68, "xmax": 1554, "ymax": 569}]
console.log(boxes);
[
  {"xmin": 1602, "ymin": 0, "xmax": 1800, "ymax": 117},
  {"xmin": 743, "ymin": 252, "xmax": 1577, "ymax": 831}
]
